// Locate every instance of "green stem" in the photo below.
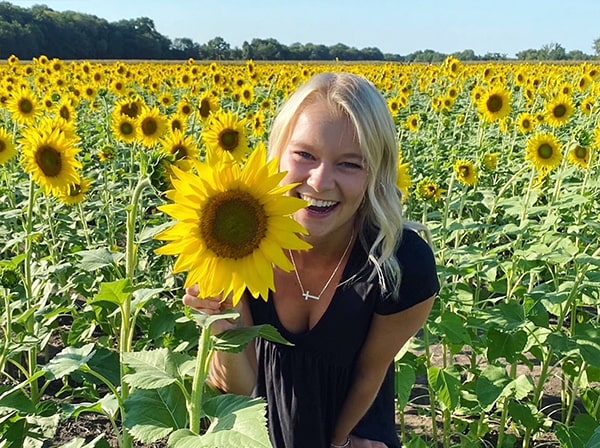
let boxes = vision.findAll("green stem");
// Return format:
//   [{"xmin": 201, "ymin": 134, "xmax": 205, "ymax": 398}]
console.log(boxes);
[
  {"xmin": 190, "ymin": 326, "xmax": 212, "ymax": 434},
  {"xmin": 564, "ymin": 361, "xmax": 586, "ymax": 426},
  {"xmin": 77, "ymin": 202, "xmax": 93, "ymax": 247},
  {"xmin": 422, "ymin": 327, "xmax": 438, "ymax": 443},
  {"xmin": 497, "ymin": 363, "xmax": 518, "ymax": 447}
]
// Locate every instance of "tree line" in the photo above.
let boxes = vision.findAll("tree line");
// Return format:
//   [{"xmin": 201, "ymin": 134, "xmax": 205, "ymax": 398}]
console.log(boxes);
[{"xmin": 0, "ymin": 2, "xmax": 598, "ymax": 62}]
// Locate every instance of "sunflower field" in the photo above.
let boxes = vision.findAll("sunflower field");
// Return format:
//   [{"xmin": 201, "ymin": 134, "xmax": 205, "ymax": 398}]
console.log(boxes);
[{"xmin": 0, "ymin": 55, "xmax": 599, "ymax": 448}]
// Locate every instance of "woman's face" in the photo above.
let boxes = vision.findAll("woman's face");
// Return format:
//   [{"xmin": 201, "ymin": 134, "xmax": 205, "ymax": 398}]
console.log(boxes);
[{"xmin": 279, "ymin": 100, "xmax": 368, "ymax": 243}]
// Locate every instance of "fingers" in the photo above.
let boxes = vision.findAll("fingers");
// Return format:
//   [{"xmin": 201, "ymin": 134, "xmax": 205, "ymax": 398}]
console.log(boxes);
[{"xmin": 348, "ymin": 436, "xmax": 388, "ymax": 448}]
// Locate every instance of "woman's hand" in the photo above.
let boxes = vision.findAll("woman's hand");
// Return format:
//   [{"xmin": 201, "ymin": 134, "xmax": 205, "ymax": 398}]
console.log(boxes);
[
  {"xmin": 182, "ymin": 285, "xmax": 241, "ymax": 334},
  {"xmin": 349, "ymin": 435, "xmax": 388, "ymax": 448}
]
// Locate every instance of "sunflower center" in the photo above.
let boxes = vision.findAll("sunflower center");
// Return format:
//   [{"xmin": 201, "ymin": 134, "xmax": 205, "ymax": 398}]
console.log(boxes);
[
  {"xmin": 68, "ymin": 183, "xmax": 82, "ymax": 197},
  {"xmin": 35, "ymin": 145, "xmax": 62, "ymax": 177},
  {"xmin": 538, "ymin": 143, "xmax": 554, "ymax": 160},
  {"xmin": 486, "ymin": 95, "xmax": 503, "ymax": 113},
  {"xmin": 200, "ymin": 190, "xmax": 267, "ymax": 259},
  {"xmin": 19, "ymin": 98, "xmax": 34, "ymax": 114},
  {"xmin": 553, "ymin": 105, "xmax": 567, "ymax": 118},
  {"xmin": 0, "ymin": 140, "xmax": 5, "ymax": 153},
  {"xmin": 575, "ymin": 146, "xmax": 588, "ymax": 159},
  {"xmin": 173, "ymin": 144, "xmax": 188, "ymax": 160},
  {"xmin": 141, "ymin": 118, "xmax": 158, "ymax": 136},
  {"xmin": 121, "ymin": 122, "xmax": 134, "ymax": 135},
  {"xmin": 219, "ymin": 129, "xmax": 239, "ymax": 152},
  {"xmin": 59, "ymin": 106, "xmax": 71, "ymax": 121},
  {"xmin": 199, "ymin": 99, "xmax": 211, "ymax": 118},
  {"xmin": 121, "ymin": 103, "xmax": 139, "ymax": 118},
  {"xmin": 459, "ymin": 166, "xmax": 470, "ymax": 177}
]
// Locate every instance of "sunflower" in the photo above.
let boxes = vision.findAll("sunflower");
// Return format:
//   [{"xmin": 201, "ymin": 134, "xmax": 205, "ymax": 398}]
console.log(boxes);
[
  {"xmin": 454, "ymin": 160, "xmax": 478, "ymax": 186},
  {"xmin": 20, "ymin": 125, "xmax": 81, "ymax": 195},
  {"xmin": 98, "ymin": 145, "xmax": 116, "ymax": 162},
  {"xmin": 517, "ymin": 113, "xmax": 536, "ymax": 134},
  {"xmin": 114, "ymin": 96, "xmax": 144, "ymax": 119},
  {"xmin": 238, "ymin": 86, "xmax": 254, "ymax": 106},
  {"xmin": 482, "ymin": 153, "xmax": 499, "ymax": 171},
  {"xmin": 198, "ymin": 92, "xmax": 218, "ymax": 121},
  {"xmin": 581, "ymin": 97, "xmax": 595, "ymax": 116},
  {"xmin": 526, "ymin": 132, "xmax": 563, "ymax": 174},
  {"xmin": 168, "ymin": 113, "xmax": 188, "ymax": 134},
  {"xmin": 55, "ymin": 99, "xmax": 77, "ymax": 123},
  {"xmin": 0, "ymin": 128, "xmax": 17, "ymax": 165},
  {"xmin": 416, "ymin": 178, "xmax": 445, "ymax": 201},
  {"xmin": 177, "ymin": 99, "xmax": 194, "ymax": 118},
  {"xmin": 136, "ymin": 107, "xmax": 168, "ymax": 148},
  {"xmin": 7, "ymin": 89, "xmax": 40, "ymax": 124},
  {"xmin": 478, "ymin": 86, "xmax": 512, "ymax": 123},
  {"xmin": 568, "ymin": 145, "xmax": 591, "ymax": 170},
  {"xmin": 154, "ymin": 147, "xmax": 312, "ymax": 305},
  {"xmin": 56, "ymin": 177, "xmax": 92, "ymax": 205},
  {"xmin": 112, "ymin": 114, "xmax": 137, "ymax": 144},
  {"xmin": 406, "ymin": 114, "xmax": 420, "ymax": 132},
  {"xmin": 397, "ymin": 159, "xmax": 412, "ymax": 199},
  {"xmin": 161, "ymin": 129, "xmax": 200, "ymax": 166},
  {"xmin": 545, "ymin": 95, "xmax": 574, "ymax": 128},
  {"xmin": 202, "ymin": 110, "xmax": 250, "ymax": 163}
]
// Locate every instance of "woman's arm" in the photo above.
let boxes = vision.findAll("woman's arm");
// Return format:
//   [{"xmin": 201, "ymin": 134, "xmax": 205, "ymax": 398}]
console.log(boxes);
[
  {"xmin": 331, "ymin": 296, "xmax": 436, "ymax": 445},
  {"xmin": 183, "ymin": 288, "xmax": 258, "ymax": 396}
]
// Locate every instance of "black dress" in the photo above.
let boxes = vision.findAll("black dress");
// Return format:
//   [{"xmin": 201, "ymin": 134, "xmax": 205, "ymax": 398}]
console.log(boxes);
[{"xmin": 249, "ymin": 228, "xmax": 440, "ymax": 448}]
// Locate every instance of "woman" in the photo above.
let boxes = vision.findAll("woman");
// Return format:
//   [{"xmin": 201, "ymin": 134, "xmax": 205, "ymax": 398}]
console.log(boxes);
[{"xmin": 184, "ymin": 72, "xmax": 439, "ymax": 448}]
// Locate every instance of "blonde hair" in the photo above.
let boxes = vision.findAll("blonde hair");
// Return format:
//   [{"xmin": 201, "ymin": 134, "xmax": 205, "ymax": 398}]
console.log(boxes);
[{"xmin": 268, "ymin": 72, "xmax": 405, "ymax": 298}]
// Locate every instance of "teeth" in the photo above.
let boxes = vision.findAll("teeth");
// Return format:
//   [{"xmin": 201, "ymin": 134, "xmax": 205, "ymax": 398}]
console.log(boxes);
[{"xmin": 300, "ymin": 194, "xmax": 337, "ymax": 208}]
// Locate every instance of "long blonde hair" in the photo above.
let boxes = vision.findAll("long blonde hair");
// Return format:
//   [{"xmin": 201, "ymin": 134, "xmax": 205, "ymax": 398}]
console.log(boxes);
[{"xmin": 268, "ymin": 72, "xmax": 405, "ymax": 298}]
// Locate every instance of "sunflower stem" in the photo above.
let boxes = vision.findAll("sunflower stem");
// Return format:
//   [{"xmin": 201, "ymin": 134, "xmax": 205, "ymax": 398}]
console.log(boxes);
[
  {"xmin": 189, "ymin": 325, "xmax": 212, "ymax": 434},
  {"xmin": 77, "ymin": 202, "xmax": 93, "ymax": 247}
]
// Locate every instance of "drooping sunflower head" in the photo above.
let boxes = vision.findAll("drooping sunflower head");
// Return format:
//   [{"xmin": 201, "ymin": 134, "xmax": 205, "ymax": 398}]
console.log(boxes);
[
  {"xmin": 155, "ymin": 148, "xmax": 312, "ymax": 305},
  {"xmin": 478, "ymin": 85, "xmax": 512, "ymax": 123},
  {"xmin": 56, "ymin": 177, "xmax": 92, "ymax": 206},
  {"xmin": 136, "ymin": 106, "xmax": 169, "ymax": 148},
  {"xmin": 198, "ymin": 92, "xmax": 218, "ymax": 121},
  {"xmin": 0, "ymin": 128, "xmax": 17, "ymax": 166},
  {"xmin": 416, "ymin": 178, "xmax": 445, "ymax": 202},
  {"xmin": 20, "ymin": 125, "xmax": 82, "ymax": 195},
  {"xmin": 545, "ymin": 94, "xmax": 574, "ymax": 128},
  {"xmin": 454, "ymin": 160, "xmax": 478, "ymax": 186},
  {"xmin": 526, "ymin": 132, "xmax": 563, "ymax": 174},
  {"xmin": 568, "ymin": 145, "xmax": 592, "ymax": 170},
  {"xmin": 406, "ymin": 114, "xmax": 420, "ymax": 132},
  {"xmin": 202, "ymin": 110, "xmax": 250, "ymax": 163}
]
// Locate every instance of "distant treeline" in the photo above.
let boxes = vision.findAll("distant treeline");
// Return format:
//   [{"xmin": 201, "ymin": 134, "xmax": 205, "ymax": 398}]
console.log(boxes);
[{"xmin": 0, "ymin": 2, "xmax": 598, "ymax": 62}]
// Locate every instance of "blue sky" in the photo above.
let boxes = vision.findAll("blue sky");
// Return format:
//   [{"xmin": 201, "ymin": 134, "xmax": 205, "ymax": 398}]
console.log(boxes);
[{"xmin": 8, "ymin": 0, "xmax": 600, "ymax": 57}]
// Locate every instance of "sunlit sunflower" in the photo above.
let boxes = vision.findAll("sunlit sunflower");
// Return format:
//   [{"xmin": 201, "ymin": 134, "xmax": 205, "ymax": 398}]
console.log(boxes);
[
  {"xmin": 20, "ymin": 125, "xmax": 81, "ymax": 195},
  {"xmin": 136, "ymin": 107, "xmax": 168, "ymax": 148},
  {"xmin": 159, "ymin": 92, "xmax": 175, "ymax": 109},
  {"xmin": 416, "ymin": 178, "xmax": 445, "ymax": 201},
  {"xmin": 478, "ymin": 85, "xmax": 512, "ymax": 123},
  {"xmin": 406, "ymin": 114, "xmax": 420, "ymax": 132},
  {"xmin": 114, "ymin": 96, "xmax": 144, "ymax": 119},
  {"xmin": 526, "ymin": 132, "xmax": 563, "ymax": 174},
  {"xmin": 112, "ymin": 114, "xmax": 137, "ymax": 144},
  {"xmin": 168, "ymin": 113, "xmax": 188, "ymax": 134},
  {"xmin": 161, "ymin": 129, "xmax": 200, "ymax": 168},
  {"xmin": 56, "ymin": 177, "xmax": 92, "ymax": 205},
  {"xmin": 202, "ymin": 110, "xmax": 250, "ymax": 163},
  {"xmin": 55, "ymin": 99, "xmax": 77, "ymax": 124},
  {"xmin": 7, "ymin": 89, "xmax": 41, "ymax": 124},
  {"xmin": 454, "ymin": 160, "xmax": 478, "ymax": 186},
  {"xmin": 581, "ymin": 97, "xmax": 595, "ymax": 116},
  {"xmin": 238, "ymin": 86, "xmax": 255, "ymax": 106},
  {"xmin": 517, "ymin": 113, "xmax": 536, "ymax": 134},
  {"xmin": 198, "ymin": 92, "xmax": 218, "ymax": 121},
  {"xmin": 397, "ymin": 158, "xmax": 412, "ymax": 200},
  {"xmin": 545, "ymin": 95, "xmax": 574, "ymax": 128},
  {"xmin": 568, "ymin": 145, "xmax": 592, "ymax": 170},
  {"xmin": 154, "ymin": 147, "xmax": 312, "ymax": 305},
  {"xmin": 177, "ymin": 99, "xmax": 194, "ymax": 118},
  {"xmin": 0, "ymin": 128, "xmax": 17, "ymax": 165}
]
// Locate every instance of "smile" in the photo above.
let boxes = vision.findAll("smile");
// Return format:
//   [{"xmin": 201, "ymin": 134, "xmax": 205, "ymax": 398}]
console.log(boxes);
[{"xmin": 299, "ymin": 194, "xmax": 339, "ymax": 212}]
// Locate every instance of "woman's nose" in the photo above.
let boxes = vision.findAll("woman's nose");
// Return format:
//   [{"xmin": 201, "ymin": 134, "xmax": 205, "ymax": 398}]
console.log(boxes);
[{"xmin": 306, "ymin": 163, "xmax": 334, "ymax": 192}]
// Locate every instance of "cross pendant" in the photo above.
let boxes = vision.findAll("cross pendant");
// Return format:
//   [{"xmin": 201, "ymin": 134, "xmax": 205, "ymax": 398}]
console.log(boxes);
[{"xmin": 303, "ymin": 291, "xmax": 320, "ymax": 301}]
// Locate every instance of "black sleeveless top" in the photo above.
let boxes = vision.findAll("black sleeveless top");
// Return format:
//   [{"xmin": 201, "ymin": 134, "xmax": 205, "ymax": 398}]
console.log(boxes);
[{"xmin": 249, "ymin": 228, "xmax": 440, "ymax": 448}]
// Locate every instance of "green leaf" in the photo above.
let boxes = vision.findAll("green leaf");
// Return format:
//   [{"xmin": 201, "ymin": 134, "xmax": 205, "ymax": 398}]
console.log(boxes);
[
  {"xmin": 0, "ymin": 387, "xmax": 36, "ymax": 413},
  {"xmin": 437, "ymin": 311, "xmax": 472, "ymax": 346},
  {"xmin": 507, "ymin": 401, "xmax": 539, "ymax": 430},
  {"xmin": 89, "ymin": 279, "xmax": 132, "ymax": 307},
  {"xmin": 486, "ymin": 328, "xmax": 527, "ymax": 363},
  {"xmin": 395, "ymin": 363, "xmax": 416, "ymax": 410},
  {"xmin": 427, "ymin": 366, "xmax": 461, "ymax": 411},
  {"xmin": 212, "ymin": 324, "xmax": 293, "ymax": 353},
  {"xmin": 476, "ymin": 365, "xmax": 510, "ymax": 411},
  {"xmin": 57, "ymin": 434, "xmax": 108, "ymax": 448},
  {"xmin": 169, "ymin": 394, "xmax": 272, "ymax": 448},
  {"xmin": 43, "ymin": 343, "xmax": 96, "ymax": 380},
  {"xmin": 75, "ymin": 248, "xmax": 123, "ymax": 271},
  {"xmin": 556, "ymin": 415, "xmax": 598, "ymax": 448},
  {"xmin": 123, "ymin": 348, "xmax": 192, "ymax": 389},
  {"xmin": 585, "ymin": 422, "xmax": 600, "ymax": 448},
  {"xmin": 132, "ymin": 287, "xmax": 164, "ymax": 309},
  {"xmin": 124, "ymin": 385, "xmax": 188, "ymax": 444}
]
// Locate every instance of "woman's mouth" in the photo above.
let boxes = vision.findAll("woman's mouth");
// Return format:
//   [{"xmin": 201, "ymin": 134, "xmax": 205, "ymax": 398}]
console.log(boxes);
[{"xmin": 299, "ymin": 194, "xmax": 339, "ymax": 214}]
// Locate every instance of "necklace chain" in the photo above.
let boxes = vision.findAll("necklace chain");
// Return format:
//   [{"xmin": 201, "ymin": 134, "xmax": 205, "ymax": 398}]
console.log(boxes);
[{"xmin": 288, "ymin": 229, "xmax": 355, "ymax": 301}]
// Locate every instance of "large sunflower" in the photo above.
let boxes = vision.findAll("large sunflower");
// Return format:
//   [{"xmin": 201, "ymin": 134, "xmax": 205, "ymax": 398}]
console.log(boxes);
[
  {"xmin": 545, "ymin": 95, "xmax": 574, "ymax": 128},
  {"xmin": 478, "ymin": 85, "xmax": 512, "ymax": 123},
  {"xmin": 454, "ymin": 160, "xmax": 478, "ymax": 186},
  {"xmin": 20, "ymin": 125, "xmax": 81, "ymax": 195},
  {"xmin": 526, "ymin": 132, "xmax": 563, "ymax": 174},
  {"xmin": 0, "ymin": 128, "xmax": 17, "ymax": 165},
  {"xmin": 202, "ymin": 110, "xmax": 250, "ymax": 163},
  {"xmin": 155, "ymin": 148, "xmax": 312, "ymax": 305}
]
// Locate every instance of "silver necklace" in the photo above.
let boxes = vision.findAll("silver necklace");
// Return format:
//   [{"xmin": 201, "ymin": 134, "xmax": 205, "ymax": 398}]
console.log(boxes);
[{"xmin": 288, "ymin": 230, "xmax": 355, "ymax": 301}]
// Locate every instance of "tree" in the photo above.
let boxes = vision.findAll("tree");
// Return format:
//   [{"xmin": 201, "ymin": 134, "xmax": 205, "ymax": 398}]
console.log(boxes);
[
  {"xmin": 201, "ymin": 36, "xmax": 231, "ymax": 60},
  {"xmin": 171, "ymin": 37, "xmax": 200, "ymax": 59}
]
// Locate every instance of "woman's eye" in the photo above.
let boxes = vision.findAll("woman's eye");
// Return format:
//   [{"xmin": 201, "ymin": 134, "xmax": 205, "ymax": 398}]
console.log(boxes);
[
  {"xmin": 340, "ymin": 162, "xmax": 363, "ymax": 169},
  {"xmin": 296, "ymin": 151, "xmax": 314, "ymax": 160}
]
